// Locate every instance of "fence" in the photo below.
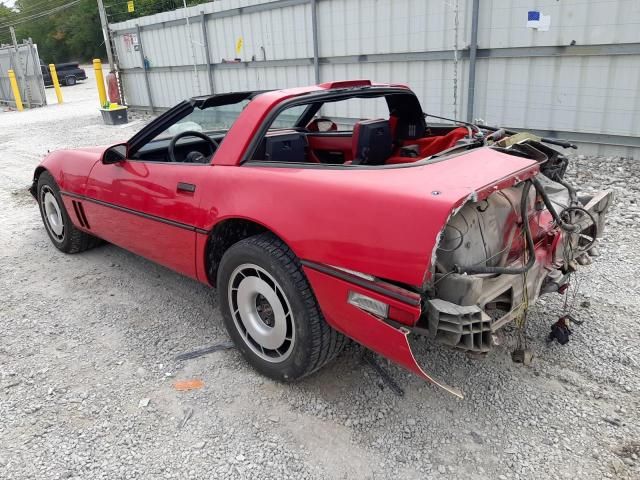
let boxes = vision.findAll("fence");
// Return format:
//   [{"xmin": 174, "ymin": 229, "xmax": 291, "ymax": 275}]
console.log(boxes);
[
  {"xmin": 110, "ymin": 0, "xmax": 640, "ymax": 158},
  {"xmin": 0, "ymin": 39, "xmax": 47, "ymax": 108}
]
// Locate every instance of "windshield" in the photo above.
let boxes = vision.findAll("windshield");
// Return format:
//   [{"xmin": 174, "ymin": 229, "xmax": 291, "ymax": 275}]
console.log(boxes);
[{"xmin": 154, "ymin": 100, "xmax": 250, "ymax": 140}]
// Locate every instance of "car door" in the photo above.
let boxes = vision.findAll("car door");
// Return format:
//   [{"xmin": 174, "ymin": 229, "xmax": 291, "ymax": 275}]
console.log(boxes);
[{"xmin": 83, "ymin": 160, "xmax": 210, "ymax": 280}]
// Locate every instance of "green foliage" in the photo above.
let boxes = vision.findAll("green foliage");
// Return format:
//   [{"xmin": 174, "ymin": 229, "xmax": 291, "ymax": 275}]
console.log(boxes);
[
  {"xmin": 0, "ymin": 4, "xmax": 12, "ymax": 20},
  {"xmin": 106, "ymin": 0, "xmax": 211, "ymax": 23},
  {"xmin": 0, "ymin": 4, "xmax": 15, "ymax": 43},
  {"xmin": 0, "ymin": 0, "xmax": 211, "ymax": 62}
]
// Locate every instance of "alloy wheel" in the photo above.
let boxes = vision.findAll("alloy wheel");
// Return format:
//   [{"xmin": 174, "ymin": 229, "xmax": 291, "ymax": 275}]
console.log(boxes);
[
  {"xmin": 41, "ymin": 186, "xmax": 64, "ymax": 242},
  {"xmin": 228, "ymin": 263, "xmax": 295, "ymax": 363}
]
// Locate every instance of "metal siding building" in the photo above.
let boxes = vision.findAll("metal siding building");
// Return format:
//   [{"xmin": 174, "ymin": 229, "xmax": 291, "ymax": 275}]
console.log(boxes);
[
  {"xmin": 110, "ymin": 0, "xmax": 640, "ymax": 158},
  {"xmin": 0, "ymin": 40, "xmax": 47, "ymax": 109}
]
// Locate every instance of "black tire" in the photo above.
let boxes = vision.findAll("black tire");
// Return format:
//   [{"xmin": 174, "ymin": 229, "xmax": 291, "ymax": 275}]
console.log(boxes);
[
  {"xmin": 64, "ymin": 76, "xmax": 76, "ymax": 86},
  {"xmin": 37, "ymin": 171, "xmax": 101, "ymax": 253},
  {"xmin": 217, "ymin": 233, "xmax": 347, "ymax": 381}
]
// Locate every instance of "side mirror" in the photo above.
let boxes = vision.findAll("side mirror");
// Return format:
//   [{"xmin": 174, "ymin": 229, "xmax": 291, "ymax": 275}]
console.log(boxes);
[{"xmin": 102, "ymin": 143, "xmax": 127, "ymax": 164}]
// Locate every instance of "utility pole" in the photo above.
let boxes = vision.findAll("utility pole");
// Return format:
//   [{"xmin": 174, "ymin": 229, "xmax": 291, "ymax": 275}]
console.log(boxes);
[
  {"xmin": 97, "ymin": 0, "xmax": 115, "ymax": 71},
  {"xmin": 9, "ymin": 25, "xmax": 17, "ymax": 47}
]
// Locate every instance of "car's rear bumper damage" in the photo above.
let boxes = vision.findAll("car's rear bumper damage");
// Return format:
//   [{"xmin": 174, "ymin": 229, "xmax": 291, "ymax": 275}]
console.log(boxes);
[
  {"xmin": 301, "ymin": 261, "xmax": 463, "ymax": 398},
  {"xmin": 304, "ymin": 164, "xmax": 612, "ymax": 398},
  {"xmin": 426, "ymin": 188, "xmax": 612, "ymax": 353}
]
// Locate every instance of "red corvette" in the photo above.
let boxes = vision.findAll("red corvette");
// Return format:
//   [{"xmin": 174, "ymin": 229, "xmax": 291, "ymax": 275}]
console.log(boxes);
[{"xmin": 31, "ymin": 80, "xmax": 611, "ymax": 396}]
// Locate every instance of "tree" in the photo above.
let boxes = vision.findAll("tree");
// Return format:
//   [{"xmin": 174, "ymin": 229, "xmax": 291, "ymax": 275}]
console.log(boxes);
[
  {"xmin": 0, "ymin": 3, "xmax": 11, "ymax": 20},
  {"xmin": 2, "ymin": 0, "xmax": 211, "ymax": 62},
  {"xmin": 8, "ymin": 0, "xmax": 97, "ymax": 62},
  {"xmin": 105, "ymin": 0, "xmax": 211, "ymax": 23},
  {"xmin": 0, "ymin": 4, "xmax": 15, "ymax": 44}
]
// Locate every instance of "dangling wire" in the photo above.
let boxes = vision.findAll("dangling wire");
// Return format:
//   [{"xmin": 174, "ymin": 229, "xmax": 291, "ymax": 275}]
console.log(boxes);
[
  {"xmin": 562, "ymin": 268, "xmax": 582, "ymax": 317},
  {"xmin": 516, "ymin": 227, "xmax": 530, "ymax": 351}
]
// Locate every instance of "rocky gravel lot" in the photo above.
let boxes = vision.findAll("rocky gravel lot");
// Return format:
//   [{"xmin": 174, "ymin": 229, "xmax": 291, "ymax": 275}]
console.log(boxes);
[{"xmin": 1, "ymin": 75, "xmax": 639, "ymax": 480}]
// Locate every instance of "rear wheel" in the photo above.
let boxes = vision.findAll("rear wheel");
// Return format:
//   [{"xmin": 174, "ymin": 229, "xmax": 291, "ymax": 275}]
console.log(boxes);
[
  {"xmin": 64, "ymin": 76, "xmax": 76, "ymax": 86},
  {"xmin": 217, "ymin": 233, "xmax": 346, "ymax": 380},
  {"xmin": 37, "ymin": 171, "xmax": 100, "ymax": 253}
]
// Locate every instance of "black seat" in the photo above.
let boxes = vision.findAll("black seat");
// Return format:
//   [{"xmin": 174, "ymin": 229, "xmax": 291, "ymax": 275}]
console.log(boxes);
[
  {"xmin": 351, "ymin": 119, "xmax": 393, "ymax": 165},
  {"xmin": 253, "ymin": 131, "xmax": 307, "ymax": 163}
]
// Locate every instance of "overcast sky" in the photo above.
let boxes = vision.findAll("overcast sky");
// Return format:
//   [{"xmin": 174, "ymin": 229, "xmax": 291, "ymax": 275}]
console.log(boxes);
[{"xmin": 1, "ymin": 0, "xmax": 15, "ymax": 8}]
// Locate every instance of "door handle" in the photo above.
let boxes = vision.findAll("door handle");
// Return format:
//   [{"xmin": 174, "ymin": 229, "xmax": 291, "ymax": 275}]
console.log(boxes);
[{"xmin": 177, "ymin": 182, "xmax": 196, "ymax": 193}]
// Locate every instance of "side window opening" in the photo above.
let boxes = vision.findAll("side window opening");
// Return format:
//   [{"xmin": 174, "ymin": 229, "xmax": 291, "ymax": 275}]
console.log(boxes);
[
  {"xmin": 318, "ymin": 96, "xmax": 390, "ymax": 131},
  {"xmin": 248, "ymin": 91, "xmax": 466, "ymax": 167},
  {"xmin": 251, "ymin": 95, "xmax": 394, "ymax": 166}
]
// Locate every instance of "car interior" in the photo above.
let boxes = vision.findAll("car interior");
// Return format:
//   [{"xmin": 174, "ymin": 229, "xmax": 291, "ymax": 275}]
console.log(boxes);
[
  {"xmin": 244, "ymin": 91, "xmax": 476, "ymax": 166},
  {"xmin": 252, "ymin": 116, "xmax": 470, "ymax": 165},
  {"xmin": 131, "ymin": 91, "xmax": 474, "ymax": 166},
  {"xmin": 134, "ymin": 134, "xmax": 224, "ymax": 163},
  {"xmin": 250, "ymin": 115, "xmax": 472, "ymax": 166}
]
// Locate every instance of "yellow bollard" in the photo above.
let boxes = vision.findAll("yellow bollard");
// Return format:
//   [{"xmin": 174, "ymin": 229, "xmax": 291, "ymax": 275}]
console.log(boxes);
[
  {"xmin": 49, "ymin": 64, "xmax": 64, "ymax": 104},
  {"xmin": 7, "ymin": 69, "xmax": 24, "ymax": 111},
  {"xmin": 93, "ymin": 59, "xmax": 107, "ymax": 107}
]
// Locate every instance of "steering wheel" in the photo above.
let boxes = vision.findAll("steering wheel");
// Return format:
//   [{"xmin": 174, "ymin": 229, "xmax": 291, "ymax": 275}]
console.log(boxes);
[{"xmin": 168, "ymin": 130, "xmax": 219, "ymax": 163}]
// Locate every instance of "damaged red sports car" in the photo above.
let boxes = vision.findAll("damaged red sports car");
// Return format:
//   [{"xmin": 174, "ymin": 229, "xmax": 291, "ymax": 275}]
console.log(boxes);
[{"xmin": 30, "ymin": 80, "xmax": 612, "ymax": 397}]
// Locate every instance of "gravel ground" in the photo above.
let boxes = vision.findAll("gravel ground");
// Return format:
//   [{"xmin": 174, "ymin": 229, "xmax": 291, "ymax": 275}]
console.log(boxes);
[{"xmin": 1, "ymin": 70, "xmax": 639, "ymax": 480}]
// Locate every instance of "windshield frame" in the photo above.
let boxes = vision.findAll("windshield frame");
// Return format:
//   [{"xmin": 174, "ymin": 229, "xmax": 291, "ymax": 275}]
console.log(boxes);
[{"xmin": 126, "ymin": 90, "xmax": 270, "ymax": 158}]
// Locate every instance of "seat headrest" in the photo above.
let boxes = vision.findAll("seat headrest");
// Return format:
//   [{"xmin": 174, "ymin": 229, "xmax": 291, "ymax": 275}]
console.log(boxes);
[
  {"xmin": 352, "ymin": 119, "xmax": 393, "ymax": 165},
  {"xmin": 393, "ymin": 115, "xmax": 427, "ymax": 140}
]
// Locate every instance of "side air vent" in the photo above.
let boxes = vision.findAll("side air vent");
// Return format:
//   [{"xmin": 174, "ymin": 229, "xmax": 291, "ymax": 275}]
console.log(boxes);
[
  {"xmin": 427, "ymin": 299, "xmax": 492, "ymax": 353},
  {"xmin": 71, "ymin": 200, "xmax": 91, "ymax": 229}
]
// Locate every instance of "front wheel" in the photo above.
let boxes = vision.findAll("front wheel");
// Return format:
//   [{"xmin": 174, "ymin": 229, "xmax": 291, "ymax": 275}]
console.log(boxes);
[
  {"xmin": 217, "ymin": 233, "xmax": 346, "ymax": 381},
  {"xmin": 37, "ymin": 171, "xmax": 101, "ymax": 253},
  {"xmin": 64, "ymin": 76, "xmax": 76, "ymax": 86}
]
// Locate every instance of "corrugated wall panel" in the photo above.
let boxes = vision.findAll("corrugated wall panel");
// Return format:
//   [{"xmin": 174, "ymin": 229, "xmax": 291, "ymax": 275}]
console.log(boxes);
[
  {"xmin": 135, "ymin": 21, "xmax": 207, "ymax": 68},
  {"xmin": 110, "ymin": 0, "xmax": 640, "ymax": 157},
  {"xmin": 112, "ymin": 34, "xmax": 139, "ymax": 70},
  {"xmin": 317, "ymin": 0, "xmax": 466, "ymax": 57},
  {"xmin": 0, "ymin": 42, "xmax": 46, "ymax": 107},
  {"xmin": 143, "ymin": 69, "xmax": 211, "ymax": 108},
  {"xmin": 214, "ymin": 65, "xmax": 313, "ymax": 92},
  {"xmin": 479, "ymin": 0, "xmax": 640, "ymax": 48},
  {"xmin": 474, "ymin": 55, "xmax": 640, "ymax": 137},
  {"xmin": 120, "ymin": 71, "xmax": 149, "ymax": 107},
  {"xmin": 206, "ymin": 3, "xmax": 312, "ymax": 62},
  {"xmin": 319, "ymin": 60, "xmax": 461, "ymax": 120}
]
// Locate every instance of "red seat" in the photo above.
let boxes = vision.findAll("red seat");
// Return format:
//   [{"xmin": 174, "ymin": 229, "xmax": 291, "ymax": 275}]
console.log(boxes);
[
  {"xmin": 386, "ymin": 127, "xmax": 469, "ymax": 164},
  {"xmin": 411, "ymin": 127, "xmax": 469, "ymax": 157}
]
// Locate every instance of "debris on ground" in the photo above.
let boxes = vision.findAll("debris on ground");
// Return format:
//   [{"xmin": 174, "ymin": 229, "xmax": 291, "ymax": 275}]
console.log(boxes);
[
  {"xmin": 174, "ymin": 340, "xmax": 235, "ymax": 361},
  {"xmin": 173, "ymin": 379, "xmax": 204, "ymax": 391},
  {"xmin": 361, "ymin": 350, "xmax": 405, "ymax": 397},
  {"xmin": 179, "ymin": 407, "xmax": 194, "ymax": 429},
  {"xmin": 511, "ymin": 348, "xmax": 534, "ymax": 366}
]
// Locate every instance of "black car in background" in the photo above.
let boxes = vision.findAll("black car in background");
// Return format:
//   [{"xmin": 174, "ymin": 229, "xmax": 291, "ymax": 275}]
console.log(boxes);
[{"xmin": 40, "ymin": 61, "xmax": 87, "ymax": 87}]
